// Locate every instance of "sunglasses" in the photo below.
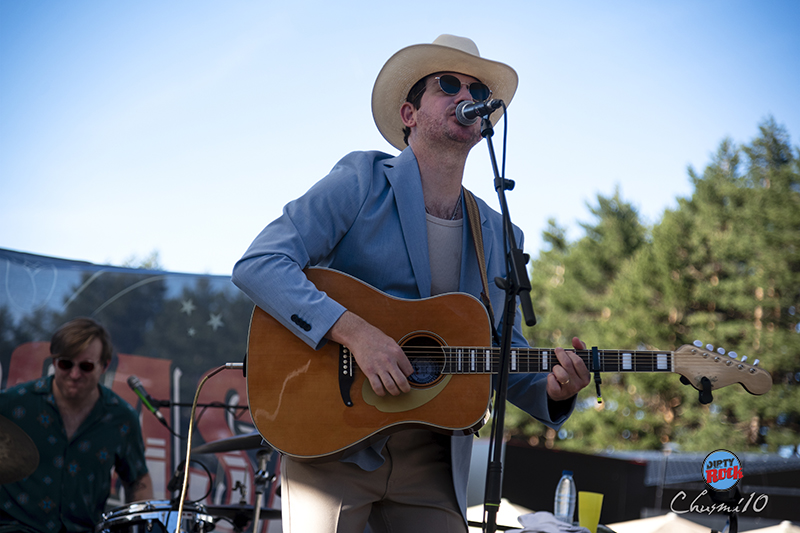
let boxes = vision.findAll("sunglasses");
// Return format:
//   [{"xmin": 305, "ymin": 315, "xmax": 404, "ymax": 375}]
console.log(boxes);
[
  {"xmin": 55, "ymin": 358, "xmax": 99, "ymax": 373},
  {"xmin": 434, "ymin": 75, "xmax": 492, "ymax": 102}
]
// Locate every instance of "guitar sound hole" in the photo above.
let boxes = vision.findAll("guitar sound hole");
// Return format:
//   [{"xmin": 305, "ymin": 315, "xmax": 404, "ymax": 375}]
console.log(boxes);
[
  {"xmin": 409, "ymin": 359, "xmax": 441, "ymax": 385},
  {"xmin": 402, "ymin": 333, "xmax": 445, "ymax": 387}
]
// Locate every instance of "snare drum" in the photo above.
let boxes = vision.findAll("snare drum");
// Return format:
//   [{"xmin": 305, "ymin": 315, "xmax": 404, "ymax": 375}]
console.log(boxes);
[{"xmin": 96, "ymin": 500, "xmax": 215, "ymax": 533}]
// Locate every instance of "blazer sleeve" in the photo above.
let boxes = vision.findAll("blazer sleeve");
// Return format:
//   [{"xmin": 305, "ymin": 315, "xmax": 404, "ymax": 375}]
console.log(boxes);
[{"xmin": 232, "ymin": 151, "xmax": 387, "ymax": 349}]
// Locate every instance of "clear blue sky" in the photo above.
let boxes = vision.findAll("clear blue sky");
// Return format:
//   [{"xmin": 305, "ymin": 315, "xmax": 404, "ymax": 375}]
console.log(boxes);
[{"xmin": 1, "ymin": 1, "xmax": 798, "ymax": 275}]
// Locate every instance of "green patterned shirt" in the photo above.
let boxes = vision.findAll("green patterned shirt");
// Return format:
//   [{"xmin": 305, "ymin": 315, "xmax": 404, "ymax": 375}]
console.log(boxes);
[{"xmin": 1, "ymin": 376, "xmax": 148, "ymax": 532}]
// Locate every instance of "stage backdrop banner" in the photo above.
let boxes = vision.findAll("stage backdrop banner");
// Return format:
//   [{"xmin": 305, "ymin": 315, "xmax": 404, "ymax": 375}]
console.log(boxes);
[{"xmin": 0, "ymin": 248, "xmax": 279, "ymax": 520}]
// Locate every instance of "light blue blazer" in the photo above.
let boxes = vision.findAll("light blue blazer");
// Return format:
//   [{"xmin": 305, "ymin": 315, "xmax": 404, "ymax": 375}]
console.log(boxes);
[{"xmin": 232, "ymin": 147, "xmax": 574, "ymax": 519}]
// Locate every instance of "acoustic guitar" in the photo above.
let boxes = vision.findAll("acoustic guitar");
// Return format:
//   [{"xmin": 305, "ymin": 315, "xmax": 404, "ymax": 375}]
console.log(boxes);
[{"xmin": 245, "ymin": 268, "xmax": 772, "ymax": 461}]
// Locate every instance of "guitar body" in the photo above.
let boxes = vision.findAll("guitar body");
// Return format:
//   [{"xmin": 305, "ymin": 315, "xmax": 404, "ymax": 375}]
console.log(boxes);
[{"xmin": 246, "ymin": 268, "xmax": 494, "ymax": 461}]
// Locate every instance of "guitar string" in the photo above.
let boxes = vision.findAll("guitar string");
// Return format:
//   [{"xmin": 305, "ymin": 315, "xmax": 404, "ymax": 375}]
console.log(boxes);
[
  {"xmin": 398, "ymin": 349, "xmax": 674, "ymax": 366},
  {"xmin": 398, "ymin": 349, "xmax": 673, "ymax": 360},
  {"xmin": 392, "ymin": 349, "xmax": 757, "ymax": 374},
  {"xmin": 398, "ymin": 346, "xmax": 675, "ymax": 363},
  {"xmin": 398, "ymin": 346, "xmax": 674, "ymax": 355},
  {"xmin": 394, "ymin": 348, "xmax": 753, "ymax": 367}
]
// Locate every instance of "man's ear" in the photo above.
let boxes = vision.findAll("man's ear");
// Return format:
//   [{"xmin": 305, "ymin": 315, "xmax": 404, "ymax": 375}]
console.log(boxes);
[{"xmin": 400, "ymin": 102, "xmax": 417, "ymax": 128}]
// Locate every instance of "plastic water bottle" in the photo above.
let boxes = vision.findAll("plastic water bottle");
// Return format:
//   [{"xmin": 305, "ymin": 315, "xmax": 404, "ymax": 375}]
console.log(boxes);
[{"xmin": 554, "ymin": 470, "xmax": 576, "ymax": 523}]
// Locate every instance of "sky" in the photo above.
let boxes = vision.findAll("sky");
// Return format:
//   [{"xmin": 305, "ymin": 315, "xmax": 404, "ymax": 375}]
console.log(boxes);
[{"xmin": 1, "ymin": 1, "xmax": 798, "ymax": 276}]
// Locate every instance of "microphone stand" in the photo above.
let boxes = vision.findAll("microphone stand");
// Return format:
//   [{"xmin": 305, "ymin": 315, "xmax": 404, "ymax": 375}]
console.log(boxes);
[
  {"xmin": 139, "ymin": 399, "xmax": 249, "ymax": 438},
  {"xmin": 479, "ymin": 111, "xmax": 537, "ymax": 533},
  {"xmin": 251, "ymin": 448, "xmax": 273, "ymax": 533},
  {"xmin": 708, "ymin": 486, "xmax": 741, "ymax": 533},
  {"xmin": 149, "ymin": 399, "xmax": 249, "ymax": 409}
]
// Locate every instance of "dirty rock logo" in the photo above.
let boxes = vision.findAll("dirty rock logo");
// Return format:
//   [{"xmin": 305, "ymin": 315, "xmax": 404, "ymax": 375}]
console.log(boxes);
[
  {"xmin": 703, "ymin": 449, "xmax": 743, "ymax": 491},
  {"xmin": 670, "ymin": 449, "xmax": 768, "ymax": 515}
]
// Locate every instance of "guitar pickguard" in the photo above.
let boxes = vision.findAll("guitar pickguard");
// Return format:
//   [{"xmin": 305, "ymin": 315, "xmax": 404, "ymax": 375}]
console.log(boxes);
[{"xmin": 362, "ymin": 374, "xmax": 453, "ymax": 413}]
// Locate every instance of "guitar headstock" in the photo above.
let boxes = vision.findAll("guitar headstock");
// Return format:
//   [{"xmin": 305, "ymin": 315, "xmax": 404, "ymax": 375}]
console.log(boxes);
[{"xmin": 673, "ymin": 341, "xmax": 772, "ymax": 396}]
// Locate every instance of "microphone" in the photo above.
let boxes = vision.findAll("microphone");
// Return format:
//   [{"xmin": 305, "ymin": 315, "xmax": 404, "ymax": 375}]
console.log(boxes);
[
  {"xmin": 127, "ymin": 375, "xmax": 168, "ymax": 427},
  {"xmin": 167, "ymin": 466, "xmax": 185, "ymax": 493},
  {"xmin": 455, "ymin": 99, "xmax": 503, "ymax": 126}
]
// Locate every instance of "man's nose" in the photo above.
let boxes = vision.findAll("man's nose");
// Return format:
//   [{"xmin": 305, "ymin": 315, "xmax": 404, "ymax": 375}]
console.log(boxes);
[{"xmin": 454, "ymin": 84, "xmax": 474, "ymax": 103}]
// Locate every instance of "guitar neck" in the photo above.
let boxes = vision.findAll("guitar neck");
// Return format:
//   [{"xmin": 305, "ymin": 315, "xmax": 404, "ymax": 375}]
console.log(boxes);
[{"xmin": 440, "ymin": 347, "xmax": 674, "ymax": 375}]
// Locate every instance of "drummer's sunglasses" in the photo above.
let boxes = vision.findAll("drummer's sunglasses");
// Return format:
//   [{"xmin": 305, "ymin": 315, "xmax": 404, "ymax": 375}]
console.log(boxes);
[
  {"xmin": 434, "ymin": 75, "xmax": 492, "ymax": 102},
  {"xmin": 55, "ymin": 358, "xmax": 98, "ymax": 372}
]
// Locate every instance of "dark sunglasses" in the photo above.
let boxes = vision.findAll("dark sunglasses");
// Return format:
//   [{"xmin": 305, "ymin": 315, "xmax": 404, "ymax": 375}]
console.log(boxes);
[
  {"xmin": 55, "ymin": 358, "xmax": 99, "ymax": 372},
  {"xmin": 434, "ymin": 75, "xmax": 492, "ymax": 102}
]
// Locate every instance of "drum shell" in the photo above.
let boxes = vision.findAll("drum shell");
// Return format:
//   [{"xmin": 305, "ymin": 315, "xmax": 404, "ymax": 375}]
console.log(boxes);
[{"xmin": 95, "ymin": 500, "xmax": 215, "ymax": 533}]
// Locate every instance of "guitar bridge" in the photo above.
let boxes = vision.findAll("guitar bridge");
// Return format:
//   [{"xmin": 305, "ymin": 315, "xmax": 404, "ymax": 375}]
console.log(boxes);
[{"xmin": 339, "ymin": 345, "xmax": 355, "ymax": 407}]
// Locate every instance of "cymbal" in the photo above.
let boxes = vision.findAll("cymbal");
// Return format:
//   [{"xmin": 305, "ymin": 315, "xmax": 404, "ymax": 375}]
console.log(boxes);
[
  {"xmin": 0, "ymin": 414, "xmax": 40, "ymax": 484},
  {"xmin": 206, "ymin": 504, "xmax": 281, "ymax": 521},
  {"xmin": 192, "ymin": 431, "xmax": 267, "ymax": 454}
]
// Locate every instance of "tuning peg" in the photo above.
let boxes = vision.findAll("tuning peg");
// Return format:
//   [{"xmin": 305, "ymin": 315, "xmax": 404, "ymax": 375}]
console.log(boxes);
[
  {"xmin": 706, "ymin": 343, "xmax": 715, "ymax": 351},
  {"xmin": 693, "ymin": 340, "xmax": 703, "ymax": 348},
  {"xmin": 753, "ymin": 359, "xmax": 760, "ymax": 366},
  {"xmin": 717, "ymin": 347, "xmax": 726, "ymax": 355},
  {"xmin": 741, "ymin": 355, "xmax": 748, "ymax": 363},
  {"xmin": 729, "ymin": 351, "xmax": 738, "ymax": 359}
]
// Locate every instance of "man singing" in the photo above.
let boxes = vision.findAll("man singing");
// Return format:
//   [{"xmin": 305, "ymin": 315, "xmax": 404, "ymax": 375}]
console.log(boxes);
[{"xmin": 233, "ymin": 34, "xmax": 590, "ymax": 532}]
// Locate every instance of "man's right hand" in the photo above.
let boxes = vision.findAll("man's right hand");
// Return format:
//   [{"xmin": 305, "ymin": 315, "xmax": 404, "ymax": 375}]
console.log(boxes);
[{"xmin": 326, "ymin": 311, "xmax": 413, "ymax": 396}]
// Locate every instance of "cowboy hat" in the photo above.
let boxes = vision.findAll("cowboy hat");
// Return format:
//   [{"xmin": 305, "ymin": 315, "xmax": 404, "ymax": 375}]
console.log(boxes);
[{"xmin": 372, "ymin": 34, "xmax": 518, "ymax": 151}]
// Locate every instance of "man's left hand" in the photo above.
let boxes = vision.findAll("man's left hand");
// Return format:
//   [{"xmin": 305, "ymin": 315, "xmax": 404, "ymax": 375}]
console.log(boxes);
[{"xmin": 546, "ymin": 337, "xmax": 591, "ymax": 402}]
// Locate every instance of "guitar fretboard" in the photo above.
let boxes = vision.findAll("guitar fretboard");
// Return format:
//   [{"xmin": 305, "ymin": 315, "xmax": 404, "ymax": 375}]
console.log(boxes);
[{"xmin": 436, "ymin": 347, "xmax": 674, "ymax": 375}]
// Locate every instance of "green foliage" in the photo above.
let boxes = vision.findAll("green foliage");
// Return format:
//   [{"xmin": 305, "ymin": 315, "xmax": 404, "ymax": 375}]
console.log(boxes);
[
  {"xmin": 514, "ymin": 117, "xmax": 800, "ymax": 455},
  {"xmin": 525, "ymin": 188, "xmax": 648, "ymax": 348}
]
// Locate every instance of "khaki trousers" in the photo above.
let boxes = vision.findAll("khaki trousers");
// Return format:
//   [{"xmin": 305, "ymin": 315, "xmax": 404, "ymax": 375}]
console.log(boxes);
[{"xmin": 280, "ymin": 429, "xmax": 467, "ymax": 533}]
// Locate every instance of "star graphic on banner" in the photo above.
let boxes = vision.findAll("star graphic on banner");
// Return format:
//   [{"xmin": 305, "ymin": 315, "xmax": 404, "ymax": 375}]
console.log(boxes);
[
  {"xmin": 207, "ymin": 313, "xmax": 224, "ymax": 331},
  {"xmin": 188, "ymin": 327, "xmax": 196, "ymax": 337},
  {"xmin": 181, "ymin": 299, "xmax": 196, "ymax": 316}
]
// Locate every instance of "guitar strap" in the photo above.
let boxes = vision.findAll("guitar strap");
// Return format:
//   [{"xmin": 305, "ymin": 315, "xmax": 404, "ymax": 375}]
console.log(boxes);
[{"xmin": 463, "ymin": 188, "xmax": 497, "ymax": 331}]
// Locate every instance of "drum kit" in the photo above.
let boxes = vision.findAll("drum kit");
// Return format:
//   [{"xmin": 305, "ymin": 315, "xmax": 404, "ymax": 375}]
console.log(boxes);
[
  {"xmin": 96, "ymin": 430, "xmax": 281, "ymax": 533},
  {"xmin": 0, "ymin": 414, "xmax": 280, "ymax": 533}
]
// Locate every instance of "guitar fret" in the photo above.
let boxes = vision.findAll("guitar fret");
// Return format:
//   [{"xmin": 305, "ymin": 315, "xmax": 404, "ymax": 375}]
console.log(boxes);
[
  {"xmin": 623, "ymin": 352, "xmax": 632, "ymax": 370},
  {"xmin": 443, "ymin": 347, "xmax": 675, "ymax": 375},
  {"xmin": 594, "ymin": 351, "xmax": 617, "ymax": 373}
]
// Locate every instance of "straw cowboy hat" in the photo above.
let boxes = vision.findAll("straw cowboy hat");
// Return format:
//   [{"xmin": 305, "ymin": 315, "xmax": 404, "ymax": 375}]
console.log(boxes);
[{"xmin": 372, "ymin": 34, "xmax": 519, "ymax": 151}]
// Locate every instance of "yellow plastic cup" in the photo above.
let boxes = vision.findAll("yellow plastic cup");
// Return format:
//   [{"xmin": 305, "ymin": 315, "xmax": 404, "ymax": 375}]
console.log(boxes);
[{"xmin": 578, "ymin": 491, "xmax": 604, "ymax": 533}]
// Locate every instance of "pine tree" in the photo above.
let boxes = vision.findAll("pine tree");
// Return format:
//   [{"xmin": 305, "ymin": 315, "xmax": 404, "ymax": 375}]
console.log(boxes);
[
  {"xmin": 511, "ymin": 118, "xmax": 800, "ymax": 455},
  {"xmin": 524, "ymin": 189, "xmax": 647, "ymax": 348}
]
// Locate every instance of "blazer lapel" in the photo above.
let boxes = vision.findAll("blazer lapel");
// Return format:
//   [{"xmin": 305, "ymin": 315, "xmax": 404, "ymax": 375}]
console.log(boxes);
[{"xmin": 383, "ymin": 148, "xmax": 431, "ymax": 298}]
